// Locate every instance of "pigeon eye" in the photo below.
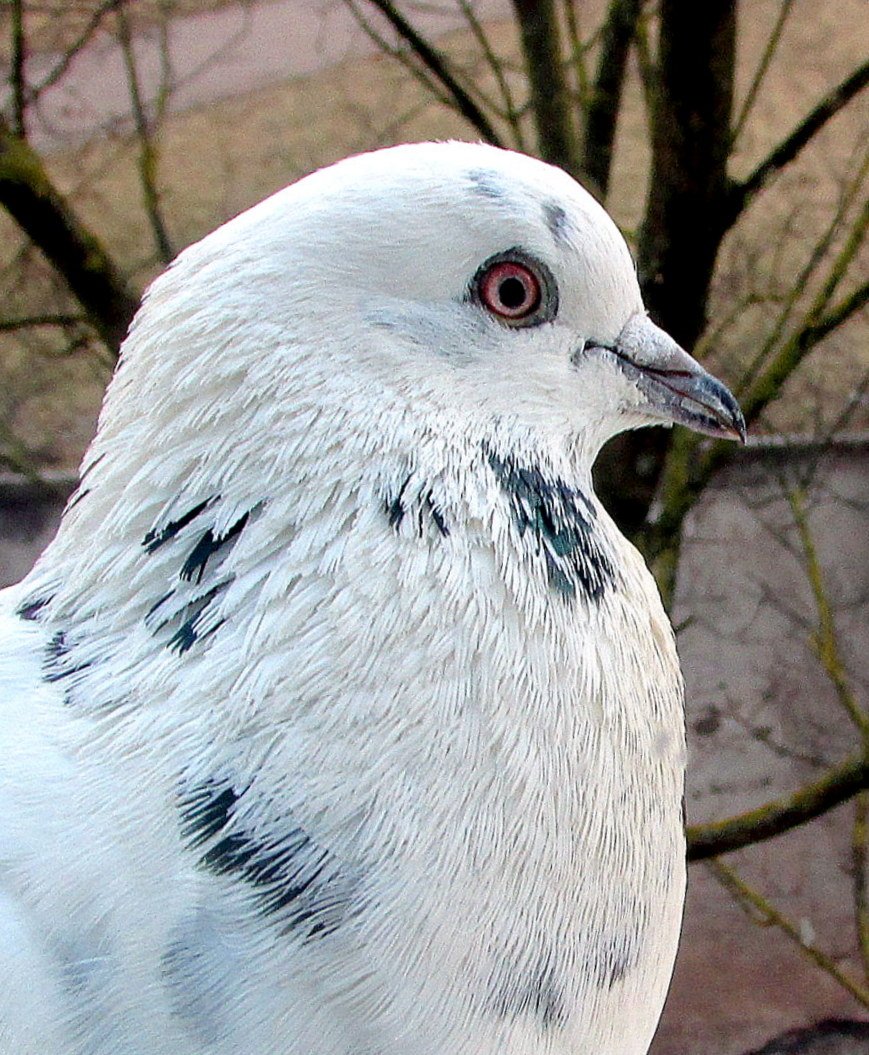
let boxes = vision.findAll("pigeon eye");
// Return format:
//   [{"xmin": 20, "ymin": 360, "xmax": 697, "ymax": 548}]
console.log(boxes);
[
  {"xmin": 470, "ymin": 250, "xmax": 557, "ymax": 327},
  {"xmin": 480, "ymin": 261, "xmax": 540, "ymax": 320}
]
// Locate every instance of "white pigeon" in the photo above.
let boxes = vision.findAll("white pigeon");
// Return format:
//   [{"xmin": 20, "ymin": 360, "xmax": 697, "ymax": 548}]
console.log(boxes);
[{"xmin": 0, "ymin": 141, "xmax": 744, "ymax": 1055}]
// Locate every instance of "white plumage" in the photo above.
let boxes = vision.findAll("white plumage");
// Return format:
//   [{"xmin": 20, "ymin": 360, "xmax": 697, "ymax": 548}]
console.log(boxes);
[{"xmin": 0, "ymin": 142, "xmax": 744, "ymax": 1055}]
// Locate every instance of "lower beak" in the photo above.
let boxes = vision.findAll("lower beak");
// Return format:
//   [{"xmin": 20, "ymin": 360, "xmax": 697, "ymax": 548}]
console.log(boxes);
[{"xmin": 589, "ymin": 314, "xmax": 747, "ymax": 442}]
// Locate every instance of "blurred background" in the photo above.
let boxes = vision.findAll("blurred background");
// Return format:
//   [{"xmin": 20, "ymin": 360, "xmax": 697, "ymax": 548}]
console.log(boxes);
[{"xmin": 0, "ymin": 2, "xmax": 867, "ymax": 1051}]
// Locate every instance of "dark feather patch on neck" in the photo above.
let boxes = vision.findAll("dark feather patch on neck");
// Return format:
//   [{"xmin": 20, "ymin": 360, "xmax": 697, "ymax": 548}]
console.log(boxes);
[{"xmin": 484, "ymin": 445, "xmax": 615, "ymax": 602}]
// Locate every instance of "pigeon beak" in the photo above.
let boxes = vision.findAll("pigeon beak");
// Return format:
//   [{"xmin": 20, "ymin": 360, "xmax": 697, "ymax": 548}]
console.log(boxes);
[{"xmin": 589, "ymin": 313, "xmax": 747, "ymax": 442}]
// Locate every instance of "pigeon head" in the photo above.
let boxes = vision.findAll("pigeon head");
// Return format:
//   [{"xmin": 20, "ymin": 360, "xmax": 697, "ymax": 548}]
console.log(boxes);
[{"xmin": 107, "ymin": 141, "xmax": 743, "ymax": 484}]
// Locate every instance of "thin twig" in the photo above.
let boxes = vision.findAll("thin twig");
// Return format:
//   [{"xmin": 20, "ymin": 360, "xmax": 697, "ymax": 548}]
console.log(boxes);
[
  {"xmin": 632, "ymin": 9, "xmax": 657, "ymax": 128},
  {"xmin": 708, "ymin": 858, "xmax": 869, "ymax": 1008},
  {"xmin": 735, "ymin": 146, "xmax": 869, "ymax": 397},
  {"xmin": 345, "ymin": 1, "xmax": 458, "ymax": 116},
  {"xmin": 791, "ymin": 486, "xmax": 864, "ymax": 734},
  {"xmin": 730, "ymin": 0, "xmax": 796, "ymax": 144},
  {"xmin": 727, "ymin": 59, "xmax": 869, "ymax": 222},
  {"xmin": 790, "ymin": 484, "xmax": 869, "ymax": 983},
  {"xmin": 354, "ymin": 0, "xmax": 504, "ymax": 145},
  {"xmin": 740, "ymin": 194, "xmax": 869, "ymax": 423},
  {"xmin": 457, "ymin": 0, "xmax": 525, "ymax": 149},
  {"xmin": 687, "ymin": 754, "xmax": 869, "ymax": 860},
  {"xmin": 581, "ymin": 0, "xmax": 642, "ymax": 198},
  {"xmin": 10, "ymin": 0, "xmax": 27, "ymax": 137},
  {"xmin": 0, "ymin": 112, "xmax": 140, "ymax": 352},
  {"xmin": 29, "ymin": 0, "xmax": 124, "ymax": 101},
  {"xmin": 855, "ymin": 793, "xmax": 869, "ymax": 982},
  {"xmin": 561, "ymin": 0, "xmax": 590, "ymax": 107},
  {"xmin": 510, "ymin": 0, "xmax": 580, "ymax": 174},
  {"xmin": 0, "ymin": 313, "xmax": 86, "ymax": 332},
  {"xmin": 116, "ymin": 4, "xmax": 174, "ymax": 264}
]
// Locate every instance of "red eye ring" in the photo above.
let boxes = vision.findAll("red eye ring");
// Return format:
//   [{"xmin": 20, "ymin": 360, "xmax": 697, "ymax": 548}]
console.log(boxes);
[{"xmin": 478, "ymin": 260, "xmax": 542, "ymax": 321}]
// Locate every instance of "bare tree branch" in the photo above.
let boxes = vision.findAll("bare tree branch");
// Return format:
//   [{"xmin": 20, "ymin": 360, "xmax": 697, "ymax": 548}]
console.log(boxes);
[
  {"xmin": 10, "ymin": 0, "xmax": 27, "ymax": 137},
  {"xmin": 561, "ymin": 0, "xmax": 591, "ymax": 108},
  {"xmin": 0, "ymin": 313, "xmax": 86, "ymax": 332},
  {"xmin": 510, "ymin": 0, "xmax": 580, "ymax": 175},
  {"xmin": 457, "ymin": 0, "xmax": 526, "ymax": 149},
  {"xmin": 736, "ymin": 146, "xmax": 868, "ymax": 397},
  {"xmin": 708, "ymin": 858, "xmax": 869, "ymax": 1007},
  {"xmin": 650, "ymin": 190, "xmax": 868, "ymax": 601},
  {"xmin": 740, "ymin": 198, "xmax": 869, "ymax": 424},
  {"xmin": 790, "ymin": 486, "xmax": 866, "ymax": 731},
  {"xmin": 687, "ymin": 754, "xmax": 869, "ymax": 860},
  {"xmin": 29, "ymin": 0, "xmax": 124, "ymax": 102},
  {"xmin": 582, "ymin": 0, "xmax": 642, "ymax": 198},
  {"xmin": 356, "ymin": 1, "xmax": 504, "ymax": 146},
  {"xmin": 0, "ymin": 114, "xmax": 139, "ymax": 352},
  {"xmin": 730, "ymin": 0, "xmax": 796, "ymax": 144},
  {"xmin": 116, "ymin": 5, "xmax": 174, "ymax": 263},
  {"xmin": 855, "ymin": 794, "xmax": 869, "ymax": 982},
  {"xmin": 346, "ymin": 1, "xmax": 460, "ymax": 118},
  {"xmin": 727, "ymin": 59, "xmax": 869, "ymax": 223}
]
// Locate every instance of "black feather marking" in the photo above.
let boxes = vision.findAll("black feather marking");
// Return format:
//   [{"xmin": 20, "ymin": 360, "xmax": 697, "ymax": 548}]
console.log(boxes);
[
  {"xmin": 181, "ymin": 783, "xmax": 240, "ymax": 846},
  {"xmin": 492, "ymin": 956, "xmax": 566, "ymax": 1029},
  {"xmin": 594, "ymin": 933, "xmax": 635, "ymax": 989},
  {"xmin": 166, "ymin": 584, "xmax": 228, "ymax": 654},
  {"xmin": 78, "ymin": 452, "xmax": 106, "ymax": 483},
  {"xmin": 43, "ymin": 630, "xmax": 92, "ymax": 684},
  {"xmin": 143, "ymin": 497, "xmax": 214, "ymax": 553},
  {"xmin": 65, "ymin": 486, "xmax": 89, "ymax": 511},
  {"xmin": 423, "ymin": 490, "xmax": 449, "ymax": 537},
  {"xmin": 146, "ymin": 590, "xmax": 174, "ymax": 621},
  {"xmin": 385, "ymin": 474, "xmax": 412, "ymax": 530},
  {"xmin": 16, "ymin": 595, "xmax": 52, "ymax": 621},
  {"xmin": 179, "ymin": 780, "xmax": 347, "ymax": 936},
  {"xmin": 180, "ymin": 512, "xmax": 250, "ymax": 585},
  {"xmin": 485, "ymin": 444, "xmax": 616, "ymax": 603},
  {"xmin": 385, "ymin": 477, "xmax": 449, "ymax": 538}
]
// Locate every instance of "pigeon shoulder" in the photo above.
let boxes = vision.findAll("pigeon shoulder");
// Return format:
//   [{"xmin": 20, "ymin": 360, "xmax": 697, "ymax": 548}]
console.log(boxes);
[{"xmin": 0, "ymin": 588, "xmax": 204, "ymax": 1054}]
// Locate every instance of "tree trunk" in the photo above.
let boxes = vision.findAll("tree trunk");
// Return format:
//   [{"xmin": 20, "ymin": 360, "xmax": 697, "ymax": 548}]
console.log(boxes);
[
  {"xmin": 510, "ymin": 0, "xmax": 580, "ymax": 176},
  {"xmin": 596, "ymin": 0, "xmax": 737, "ymax": 541},
  {"xmin": 0, "ymin": 116, "xmax": 139, "ymax": 353}
]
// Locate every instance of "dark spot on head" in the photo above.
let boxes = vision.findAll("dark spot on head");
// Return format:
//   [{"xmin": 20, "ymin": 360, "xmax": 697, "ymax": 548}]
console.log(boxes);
[
  {"xmin": 484, "ymin": 444, "xmax": 615, "ymax": 603},
  {"xmin": 467, "ymin": 168, "xmax": 509, "ymax": 202},
  {"xmin": 542, "ymin": 201, "xmax": 572, "ymax": 246}
]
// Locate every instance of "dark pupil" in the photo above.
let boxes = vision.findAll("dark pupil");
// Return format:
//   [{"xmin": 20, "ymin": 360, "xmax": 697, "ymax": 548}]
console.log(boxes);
[{"xmin": 498, "ymin": 276, "xmax": 527, "ymax": 309}]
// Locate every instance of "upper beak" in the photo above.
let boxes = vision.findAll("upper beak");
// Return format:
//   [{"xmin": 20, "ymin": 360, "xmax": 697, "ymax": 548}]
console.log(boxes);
[{"xmin": 589, "ymin": 313, "xmax": 746, "ymax": 442}]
